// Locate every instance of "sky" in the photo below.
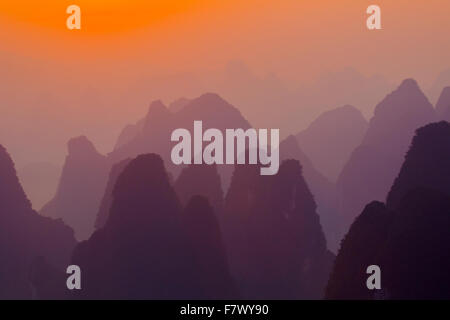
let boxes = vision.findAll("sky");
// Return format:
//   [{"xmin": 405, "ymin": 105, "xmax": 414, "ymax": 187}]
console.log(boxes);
[{"xmin": 1, "ymin": 0, "xmax": 450, "ymax": 169}]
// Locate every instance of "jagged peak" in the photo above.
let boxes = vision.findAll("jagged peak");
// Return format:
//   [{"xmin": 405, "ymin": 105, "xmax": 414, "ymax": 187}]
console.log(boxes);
[
  {"xmin": 0, "ymin": 144, "xmax": 32, "ymax": 212},
  {"xmin": 147, "ymin": 100, "xmax": 168, "ymax": 114},
  {"xmin": 169, "ymin": 97, "xmax": 192, "ymax": 113},
  {"xmin": 143, "ymin": 100, "xmax": 172, "ymax": 129},
  {"xmin": 398, "ymin": 78, "xmax": 420, "ymax": 91},
  {"xmin": 281, "ymin": 134, "xmax": 299, "ymax": 147},
  {"xmin": 67, "ymin": 136, "xmax": 101, "ymax": 156},
  {"xmin": 436, "ymin": 87, "xmax": 450, "ymax": 115},
  {"xmin": 365, "ymin": 78, "xmax": 435, "ymax": 140},
  {"xmin": 108, "ymin": 153, "xmax": 180, "ymax": 225},
  {"xmin": 279, "ymin": 135, "xmax": 309, "ymax": 164},
  {"xmin": 386, "ymin": 121, "xmax": 450, "ymax": 209},
  {"xmin": 183, "ymin": 93, "xmax": 232, "ymax": 111}
]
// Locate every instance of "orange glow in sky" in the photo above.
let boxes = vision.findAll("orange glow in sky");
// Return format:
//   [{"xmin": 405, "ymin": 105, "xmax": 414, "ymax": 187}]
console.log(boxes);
[
  {"xmin": 1, "ymin": 0, "xmax": 450, "ymax": 169},
  {"xmin": 0, "ymin": 0, "xmax": 206, "ymax": 33}
]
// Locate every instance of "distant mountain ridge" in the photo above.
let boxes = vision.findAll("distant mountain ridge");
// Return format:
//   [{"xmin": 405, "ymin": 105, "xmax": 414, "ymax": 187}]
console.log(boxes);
[
  {"xmin": 336, "ymin": 79, "xmax": 436, "ymax": 242},
  {"xmin": 296, "ymin": 105, "xmax": 368, "ymax": 182},
  {"xmin": 40, "ymin": 136, "xmax": 109, "ymax": 240}
]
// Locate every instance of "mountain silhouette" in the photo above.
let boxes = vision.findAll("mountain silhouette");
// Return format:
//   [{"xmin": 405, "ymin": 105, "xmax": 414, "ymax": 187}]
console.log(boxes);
[
  {"xmin": 94, "ymin": 158, "xmax": 131, "ymax": 230},
  {"xmin": 114, "ymin": 119, "xmax": 145, "ymax": 150},
  {"xmin": 325, "ymin": 201, "xmax": 390, "ymax": 299},
  {"xmin": 336, "ymin": 79, "xmax": 436, "ymax": 242},
  {"xmin": 174, "ymin": 163, "xmax": 224, "ymax": 216},
  {"xmin": 110, "ymin": 93, "xmax": 251, "ymax": 189},
  {"xmin": 296, "ymin": 105, "xmax": 368, "ymax": 182},
  {"xmin": 435, "ymin": 87, "xmax": 450, "ymax": 115},
  {"xmin": 182, "ymin": 195, "xmax": 237, "ymax": 299},
  {"xmin": 435, "ymin": 87, "xmax": 450, "ymax": 121},
  {"xmin": 71, "ymin": 153, "xmax": 236, "ymax": 299},
  {"xmin": 381, "ymin": 188, "xmax": 450, "ymax": 299},
  {"xmin": 0, "ymin": 144, "xmax": 76, "ymax": 299},
  {"xmin": 44, "ymin": 93, "xmax": 252, "ymax": 242},
  {"xmin": 40, "ymin": 136, "xmax": 109, "ymax": 240},
  {"xmin": 168, "ymin": 97, "xmax": 192, "ymax": 113},
  {"xmin": 327, "ymin": 188, "xmax": 450, "ymax": 299},
  {"xmin": 223, "ymin": 158, "xmax": 334, "ymax": 299},
  {"xmin": 387, "ymin": 121, "xmax": 450, "ymax": 209},
  {"xmin": 327, "ymin": 122, "xmax": 450, "ymax": 299},
  {"xmin": 279, "ymin": 135, "xmax": 339, "ymax": 252}
]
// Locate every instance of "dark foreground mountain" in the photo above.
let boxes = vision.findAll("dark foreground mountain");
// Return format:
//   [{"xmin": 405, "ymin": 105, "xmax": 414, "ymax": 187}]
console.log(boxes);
[
  {"xmin": 40, "ymin": 136, "xmax": 109, "ymax": 240},
  {"xmin": 182, "ymin": 195, "xmax": 237, "ymax": 299},
  {"xmin": 57, "ymin": 93, "xmax": 251, "ymax": 239},
  {"xmin": 296, "ymin": 105, "xmax": 368, "ymax": 182},
  {"xmin": 70, "ymin": 154, "xmax": 235, "ymax": 299},
  {"xmin": 0, "ymin": 144, "xmax": 76, "ymax": 299},
  {"xmin": 327, "ymin": 122, "xmax": 450, "ymax": 299},
  {"xmin": 94, "ymin": 158, "xmax": 131, "ymax": 230},
  {"xmin": 387, "ymin": 121, "xmax": 450, "ymax": 208},
  {"xmin": 223, "ymin": 158, "xmax": 334, "ymax": 299},
  {"xmin": 336, "ymin": 79, "xmax": 436, "ymax": 243},
  {"xmin": 279, "ymin": 135, "xmax": 339, "ymax": 252}
]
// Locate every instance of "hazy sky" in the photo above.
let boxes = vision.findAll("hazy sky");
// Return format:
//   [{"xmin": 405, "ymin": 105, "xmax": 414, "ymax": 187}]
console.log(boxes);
[{"xmin": 1, "ymin": 0, "xmax": 450, "ymax": 168}]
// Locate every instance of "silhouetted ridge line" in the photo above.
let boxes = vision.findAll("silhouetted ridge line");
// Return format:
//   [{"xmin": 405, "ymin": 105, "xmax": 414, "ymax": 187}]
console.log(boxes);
[
  {"xmin": 71, "ymin": 153, "xmax": 237, "ymax": 299},
  {"xmin": 336, "ymin": 78, "xmax": 436, "ymax": 245},
  {"xmin": 223, "ymin": 159, "xmax": 334, "ymax": 299},
  {"xmin": 182, "ymin": 195, "xmax": 238, "ymax": 299},
  {"xmin": 387, "ymin": 121, "xmax": 450, "ymax": 209},
  {"xmin": 0, "ymin": 144, "xmax": 76, "ymax": 299},
  {"xmin": 40, "ymin": 136, "xmax": 109, "ymax": 240},
  {"xmin": 328, "ymin": 121, "xmax": 450, "ymax": 299}
]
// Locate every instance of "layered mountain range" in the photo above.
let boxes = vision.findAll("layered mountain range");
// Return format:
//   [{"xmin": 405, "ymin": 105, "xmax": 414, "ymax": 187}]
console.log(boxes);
[{"xmin": 327, "ymin": 122, "xmax": 450, "ymax": 299}]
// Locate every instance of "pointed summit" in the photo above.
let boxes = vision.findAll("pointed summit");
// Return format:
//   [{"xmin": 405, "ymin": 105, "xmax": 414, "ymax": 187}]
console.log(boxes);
[
  {"xmin": 364, "ymin": 78, "xmax": 435, "ymax": 146},
  {"xmin": 325, "ymin": 201, "xmax": 391, "ymax": 299},
  {"xmin": 67, "ymin": 136, "xmax": 99, "ymax": 156},
  {"xmin": 169, "ymin": 97, "xmax": 191, "ymax": 113},
  {"xmin": 0, "ymin": 144, "xmax": 76, "ymax": 299},
  {"xmin": 147, "ymin": 99, "xmax": 168, "ymax": 114},
  {"xmin": 176, "ymin": 93, "xmax": 251, "ymax": 130},
  {"xmin": 40, "ymin": 136, "xmax": 109, "ymax": 240},
  {"xmin": 186, "ymin": 92, "xmax": 230, "ymax": 109},
  {"xmin": 435, "ymin": 87, "xmax": 450, "ymax": 120},
  {"xmin": 337, "ymin": 79, "xmax": 436, "ymax": 239},
  {"xmin": 109, "ymin": 92, "xmax": 252, "ymax": 191},
  {"xmin": 94, "ymin": 158, "xmax": 131, "ymax": 229},
  {"xmin": 107, "ymin": 153, "xmax": 180, "ymax": 226},
  {"xmin": 182, "ymin": 196, "xmax": 237, "ymax": 299},
  {"xmin": 296, "ymin": 105, "xmax": 368, "ymax": 182},
  {"xmin": 223, "ymin": 159, "xmax": 333, "ymax": 299},
  {"xmin": 142, "ymin": 100, "xmax": 172, "ymax": 133},
  {"xmin": 0, "ymin": 144, "xmax": 31, "ymax": 213},
  {"xmin": 279, "ymin": 136, "xmax": 338, "ymax": 252},
  {"xmin": 398, "ymin": 78, "xmax": 420, "ymax": 90},
  {"xmin": 174, "ymin": 163, "xmax": 224, "ymax": 215},
  {"xmin": 387, "ymin": 121, "xmax": 450, "ymax": 209},
  {"xmin": 71, "ymin": 153, "xmax": 204, "ymax": 299}
]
